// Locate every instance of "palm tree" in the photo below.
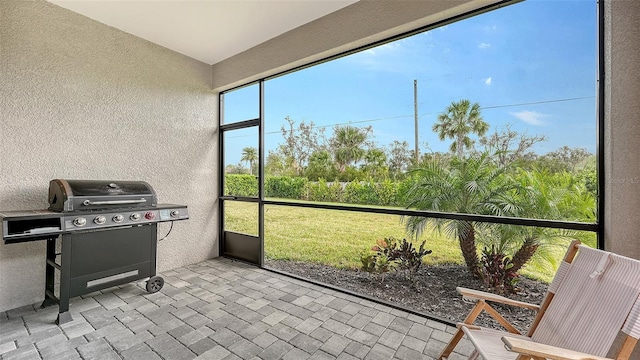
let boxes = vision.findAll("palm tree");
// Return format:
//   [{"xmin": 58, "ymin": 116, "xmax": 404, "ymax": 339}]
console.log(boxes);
[
  {"xmin": 505, "ymin": 169, "xmax": 596, "ymax": 272},
  {"xmin": 433, "ymin": 99, "xmax": 488, "ymax": 157},
  {"xmin": 241, "ymin": 147, "xmax": 258, "ymax": 175},
  {"xmin": 362, "ymin": 148, "xmax": 388, "ymax": 180},
  {"xmin": 403, "ymin": 151, "xmax": 521, "ymax": 276},
  {"xmin": 330, "ymin": 125, "xmax": 371, "ymax": 172}
]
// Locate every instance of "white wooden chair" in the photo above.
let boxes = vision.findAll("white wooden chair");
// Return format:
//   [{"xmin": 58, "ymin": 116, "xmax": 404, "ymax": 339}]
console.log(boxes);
[{"xmin": 439, "ymin": 240, "xmax": 640, "ymax": 360}]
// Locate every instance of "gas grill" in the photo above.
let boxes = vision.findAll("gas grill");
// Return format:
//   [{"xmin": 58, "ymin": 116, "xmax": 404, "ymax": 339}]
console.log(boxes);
[{"xmin": 1, "ymin": 179, "xmax": 188, "ymax": 324}]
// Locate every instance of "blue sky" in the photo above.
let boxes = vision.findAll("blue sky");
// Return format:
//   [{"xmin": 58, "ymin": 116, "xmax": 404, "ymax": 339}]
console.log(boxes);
[{"xmin": 224, "ymin": 0, "xmax": 597, "ymax": 167}]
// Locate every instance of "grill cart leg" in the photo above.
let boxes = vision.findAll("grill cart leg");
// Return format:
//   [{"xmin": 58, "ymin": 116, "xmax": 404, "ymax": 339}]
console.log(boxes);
[
  {"xmin": 41, "ymin": 237, "xmax": 58, "ymax": 308},
  {"xmin": 56, "ymin": 236, "xmax": 73, "ymax": 325}
]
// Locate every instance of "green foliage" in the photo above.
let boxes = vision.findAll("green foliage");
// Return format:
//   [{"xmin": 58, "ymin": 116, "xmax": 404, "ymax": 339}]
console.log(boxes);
[
  {"xmin": 362, "ymin": 237, "xmax": 432, "ymax": 282},
  {"xmin": 302, "ymin": 179, "xmax": 343, "ymax": 203},
  {"xmin": 241, "ymin": 147, "xmax": 258, "ymax": 175},
  {"xmin": 279, "ymin": 116, "xmax": 326, "ymax": 176},
  {"xmin": 432, "ymin": 99, "xmax": 488, "ymax": 157},
  {"xmin": 335, "ymin": 166, "xmax": 363, "ymax": 182},
  {"xmin": 344, "ymin": 180, "xmax": 378, "ymax": 205},
  {"xmin": 360, "ymin": 251, "xmax": 398, "ymax": 283},
  {"xmin": 265, "ymin": 150, "xmax": 295, "ymax": 177},
  {"xmin": 478, "ymin": 246, "xmax": 519, "ymax": 294},
  {"xmin": 224, "ymin": 174, "xmax": 258, "ymax": 197},
  {"xmin": 305, "ymin": 150, "xmax": 336, "ymax": 181},
  {"xmin": 375, "ymin": 179, "xmax": 400, "ymax": 206},
  {"xmin": 265, "ymin": 176, "xmax": 308, "ymax": 199},
  {"xmin": 388, "ymin": 140, "xmax": 413, "ymax": 180},
  {"xmin": 331, "ymin": 125, "xmax": 372, "ymax": 172},
  {"xmin": 360, "ymin": 239, "xmax": 399, "ymax": 283},
  {"xmin": 536, "ymin": 146, "xmax": 592, "ymax": 173},
  {"xmin": 402, "ymin": 151, "xmax": 519, "ymax": 276}
]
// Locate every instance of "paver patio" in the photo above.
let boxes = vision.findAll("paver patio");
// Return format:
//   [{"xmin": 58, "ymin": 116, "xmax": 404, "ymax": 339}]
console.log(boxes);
[{"xmin": 0, "ymin": 257, "xmax": 473, "ymax": 360}]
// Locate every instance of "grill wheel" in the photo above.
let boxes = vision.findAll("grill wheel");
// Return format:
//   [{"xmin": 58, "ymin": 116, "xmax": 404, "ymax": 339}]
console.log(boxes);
[{"xmin": 146, "ymin": 276, "xmax": 164, "ymax": 293}]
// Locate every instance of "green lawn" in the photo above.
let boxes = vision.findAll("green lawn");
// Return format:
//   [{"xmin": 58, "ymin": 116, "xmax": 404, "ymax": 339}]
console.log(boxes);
[{"xmin": 224, "ymin": 200, "xmax": 596, "ymax": 283}]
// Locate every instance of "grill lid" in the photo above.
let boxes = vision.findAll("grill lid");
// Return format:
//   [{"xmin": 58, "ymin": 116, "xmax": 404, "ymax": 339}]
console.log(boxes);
[{"xmin": 48, "ymin": 179, "xmax": 157, "ymax": 212}]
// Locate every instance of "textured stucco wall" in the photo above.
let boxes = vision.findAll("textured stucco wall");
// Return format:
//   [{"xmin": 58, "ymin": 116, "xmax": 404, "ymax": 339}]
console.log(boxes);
[
  {"xmin": 0, "ymin": 1, "xmax": 218, "ymax": 311},
  {"xmin": 604, "ymin": 0, "xmax": 640, "ymax": 261},
  {"xmin": 211, "ymin": 0, "xmax": 502, "ymax": 91}
]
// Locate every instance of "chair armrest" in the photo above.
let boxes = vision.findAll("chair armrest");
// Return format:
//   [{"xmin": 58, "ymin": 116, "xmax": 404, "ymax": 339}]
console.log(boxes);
[
  {"xmin": 502, "ymin": 336, "xmax": 614, "ymax": 360},
  {"xmin": 457, "ymin": 287, "xmax": 540, "ymax": 311}
]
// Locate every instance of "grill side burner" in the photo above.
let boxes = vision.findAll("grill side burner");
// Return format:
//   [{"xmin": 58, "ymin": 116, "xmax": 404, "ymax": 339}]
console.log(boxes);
[{"xmin": 1, "ymin": 179, "xmax": 189, "ymax": 325}]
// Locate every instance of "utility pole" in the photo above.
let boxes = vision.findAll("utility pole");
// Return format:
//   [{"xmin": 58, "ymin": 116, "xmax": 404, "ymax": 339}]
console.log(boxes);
[{"xmin": 414, "ymin": 80, "xmax": 419, "ymax": 163}]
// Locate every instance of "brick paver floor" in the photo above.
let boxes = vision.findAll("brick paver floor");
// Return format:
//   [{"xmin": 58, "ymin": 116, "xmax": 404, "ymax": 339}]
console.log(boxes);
[{"xmin": 0, "ymin": 258, "xmax": 473, "ymax": 360}]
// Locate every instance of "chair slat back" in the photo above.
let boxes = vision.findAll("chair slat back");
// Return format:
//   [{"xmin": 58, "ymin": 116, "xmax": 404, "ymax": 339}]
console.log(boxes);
[{"xmin": 530, "ymin": 245, "xmax": 640, "ymax": 357}]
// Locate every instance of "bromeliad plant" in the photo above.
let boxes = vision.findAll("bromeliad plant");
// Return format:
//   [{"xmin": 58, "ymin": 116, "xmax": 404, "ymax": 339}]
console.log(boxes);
[
  {"xmin": 478, "ymin": 245, "xmax": 519, "ymax": 294},
  {"xmin": 361, "ymin": 237, "xmax": 432, "ymax": 282}
]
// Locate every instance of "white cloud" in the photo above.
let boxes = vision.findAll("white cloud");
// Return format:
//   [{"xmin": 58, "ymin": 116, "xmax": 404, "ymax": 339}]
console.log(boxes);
[
  {"xmin": 478, "ymin": 42, "xmax": 491, "ymax": 49},
  {"xmin": 485, "ymin": 77, "xmax": 492, "ymax": 86},
  {"xmin": 510, "ymin": 110, "xmax": 548, "ymax": 126},
  {"xmin": 368, "ymin": 42, "xmax": 402, "ymax": 56},
  {"xmin": 347, "ymin": 41, "xmax": 409, "ymax": 74}
]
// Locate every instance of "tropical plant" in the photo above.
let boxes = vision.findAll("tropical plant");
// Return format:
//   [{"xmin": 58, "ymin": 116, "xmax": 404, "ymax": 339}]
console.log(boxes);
[
  {"xmin": 241, "ymin": 147, "xmax": 258, "ymax": 176},
  {"xmin": 432, "ymin": 99, "xmax": 489, "ymax": 157},
  {"xmin": 361, "ymin": 148, "xmax": 388, "ymax": 181},
  {"xmin": 330, "ymin": 125, "xmax": 372, "ymax": 172},
  {"xmin": 403, "ymin": 151, "xmax": 521, "ymax": 277},
  {"xmin": 361, "ymin": 239, "xmax": 399, "ymax": 283},
  {"xmin": 505, "ymin": 169, "xmax": 596, "ymax": 272},
  {"xmin": 478, "ymin": 245, "xmax": 519, "ymax": 294},
  {"xmin": 361, "ymin": 237, "xmax": 431, "ymax": 282}
]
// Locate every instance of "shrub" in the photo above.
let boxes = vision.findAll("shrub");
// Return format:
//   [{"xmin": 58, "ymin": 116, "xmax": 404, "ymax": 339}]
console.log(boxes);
[
  {"xmin": 344, "ymin": 180, "xmax": 376, "ymax": 205},
  {"xmin": 225, "ymin": 174, "xmax": 258, "ymax": 197},
  {"xmin": 374, "ymin": 179, "xmax": 400, "ymax": 206},
  {"xmin": 362, "ymin": 237, "xmax": 432, "ymax": 282},
  {"xmin": 478, "ymin": 246, "xmax": 519, "ymax": 294},
  {"xmin": 265, "ymin": 176, "xmax": 308, "ymax": 199},
  {"xmin": 360, "ymin": 240, "xmax": 399, "ymax": 283},
  {"xmin": 303, "ymin": 179, "xmax": 343, "ymax": 203}
]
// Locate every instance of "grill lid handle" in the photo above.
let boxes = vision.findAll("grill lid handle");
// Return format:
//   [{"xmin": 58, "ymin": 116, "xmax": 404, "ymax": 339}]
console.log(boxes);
[{"xmin": 82, "ymin": 198, "xmax": 147, "ymax": 206}]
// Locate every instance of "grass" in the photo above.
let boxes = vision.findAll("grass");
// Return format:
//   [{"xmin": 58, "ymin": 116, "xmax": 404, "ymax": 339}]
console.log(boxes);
[{"xmin": 224, "ymin": 200, "xmax": 596, "ymax": 283}]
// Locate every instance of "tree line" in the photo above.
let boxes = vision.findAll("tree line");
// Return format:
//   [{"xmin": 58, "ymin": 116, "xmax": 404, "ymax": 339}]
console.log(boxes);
[{"xmin": 230, "ymin": 100, "xmax": 594, "ymax": 190}]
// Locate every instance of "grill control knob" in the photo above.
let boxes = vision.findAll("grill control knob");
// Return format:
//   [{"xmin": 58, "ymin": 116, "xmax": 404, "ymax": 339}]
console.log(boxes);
[
  {"xmin": 170, "ymin": 210, "xmax": 180, "ymax": 217},
  {"xmin": 130, "ymin": 213, "xmax": 141, "ymax": 221},
  {"xmin": 73, "ymin": 217, "xmax": 86, "ymax": 227},
  {"xmin": 145, "ymin": 211, "xmax": 155, "ymax": 220},
  {"xmin": 113, "ymin": 214, "xmax": 124, "ymax": 223},
  {"xmin": 94, "ymin": 215, "xmax": 107, "ymax": 225}
]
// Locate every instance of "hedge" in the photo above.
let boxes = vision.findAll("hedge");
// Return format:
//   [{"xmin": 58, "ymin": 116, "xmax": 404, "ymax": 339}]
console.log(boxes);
[{"xmin": 225, "ymin": 174, "xmax": 408, "ymax": 206}]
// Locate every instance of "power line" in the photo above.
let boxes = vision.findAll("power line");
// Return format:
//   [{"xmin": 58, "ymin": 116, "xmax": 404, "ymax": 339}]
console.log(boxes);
[
  {"xmin": 481, "ymin": 96, "xmax": 594, "ymax": 110},
  {"xmin": 224, "ymin": 95, "xmax": 595, "ymax": 139}
]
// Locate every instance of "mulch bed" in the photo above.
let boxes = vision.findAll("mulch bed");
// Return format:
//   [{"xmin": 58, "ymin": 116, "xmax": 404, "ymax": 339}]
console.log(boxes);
[{"xmin": 265, "ymin": 259, "xmax": 548, "ymax": 333}]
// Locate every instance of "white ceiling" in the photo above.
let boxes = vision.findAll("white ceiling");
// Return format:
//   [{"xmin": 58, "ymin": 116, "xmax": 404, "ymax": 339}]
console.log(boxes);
[{"xmin": 47, "ymin": 0, "xmax": 359, "ymax": 65}]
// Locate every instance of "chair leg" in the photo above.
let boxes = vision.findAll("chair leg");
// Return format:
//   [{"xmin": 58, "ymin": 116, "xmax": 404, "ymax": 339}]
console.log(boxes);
[
  {"xmin": 438, "ymin": 300, "xmax": 486, "ymax": 359},
  {"xmin": 616, "ymin": 336, "xmax": 638, "ymax": 360},
  {"xmin": 439, "ymin": 328, "xmax": 466, "ymax": 360}
]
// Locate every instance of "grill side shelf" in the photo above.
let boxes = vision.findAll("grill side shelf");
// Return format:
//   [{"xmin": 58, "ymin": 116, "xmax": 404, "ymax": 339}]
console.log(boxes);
[{"xmin": 1, "ymin": 211, "xmax": 63, "ymax": 243}]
